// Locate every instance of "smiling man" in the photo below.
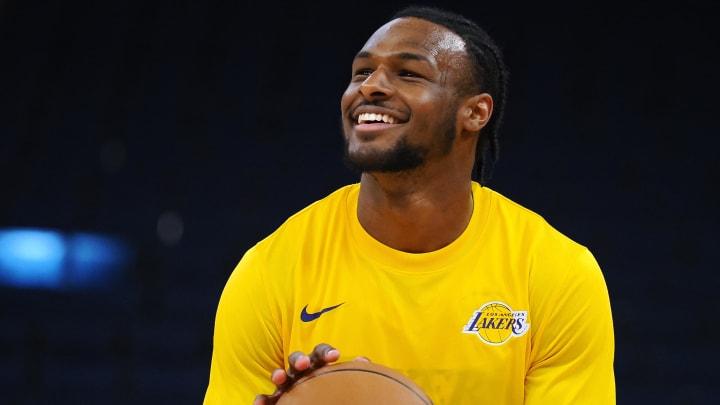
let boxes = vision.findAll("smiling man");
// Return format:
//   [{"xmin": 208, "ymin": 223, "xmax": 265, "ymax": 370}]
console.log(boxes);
[{"xmin": 203, "ymin": 5, "xmax": 615, "ymax": 405}]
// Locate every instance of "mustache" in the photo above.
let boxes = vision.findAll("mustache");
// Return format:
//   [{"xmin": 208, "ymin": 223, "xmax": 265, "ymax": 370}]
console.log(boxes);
[{"xmin": 355, "ymin": 100, "xmax": 393, "ymax": 109}]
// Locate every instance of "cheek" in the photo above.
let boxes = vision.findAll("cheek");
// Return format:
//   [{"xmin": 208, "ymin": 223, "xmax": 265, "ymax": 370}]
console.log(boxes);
[
  {"xmin": 412, "ymin": 93, "xmax": 454, "ymax": 125},
  {"xmin": 411, "ymin": 87, "xmax": 449, "ymax": 110},
  {"xmin": 340, "ymin": 85, "xmax": 358, "ymax": 111}
]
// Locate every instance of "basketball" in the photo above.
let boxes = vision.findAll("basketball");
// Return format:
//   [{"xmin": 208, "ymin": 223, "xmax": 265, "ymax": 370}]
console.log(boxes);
[{"xmin": 276, "ymin": 361, "xmax": 433, "ymax": 405}]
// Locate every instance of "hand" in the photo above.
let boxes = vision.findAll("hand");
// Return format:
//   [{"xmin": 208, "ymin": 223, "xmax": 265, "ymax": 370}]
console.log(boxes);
[{"xmin": 253, "ymin": 343, "xmax": 341, "ymax": 405}]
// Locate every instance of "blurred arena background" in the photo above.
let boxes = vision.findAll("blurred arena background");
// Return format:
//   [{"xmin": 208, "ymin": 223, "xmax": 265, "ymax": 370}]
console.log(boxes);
[{"xmin": 0, "ymin": 0, "xmax": 718, "ymax": 403}]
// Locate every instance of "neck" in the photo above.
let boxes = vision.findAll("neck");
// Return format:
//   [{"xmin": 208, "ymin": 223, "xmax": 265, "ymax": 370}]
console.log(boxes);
[{"xmin": 357, "ymin": 172, "xmax": 474, "ymax": 253}]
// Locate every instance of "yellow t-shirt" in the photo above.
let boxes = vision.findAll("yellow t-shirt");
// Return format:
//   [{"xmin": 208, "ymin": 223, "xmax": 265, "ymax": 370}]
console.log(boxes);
[{"xmin": 204, "ymin": 182, "xmax": 615, "ymax": 404}]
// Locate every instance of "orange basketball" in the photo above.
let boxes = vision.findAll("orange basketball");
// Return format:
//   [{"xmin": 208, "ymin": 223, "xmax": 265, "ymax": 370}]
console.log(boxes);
[{"xmin": 276, "ymin": 361, "xmax": 433, "ymax": 405}]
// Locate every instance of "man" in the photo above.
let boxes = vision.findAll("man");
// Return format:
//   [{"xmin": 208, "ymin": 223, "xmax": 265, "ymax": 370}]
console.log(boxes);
[{"xmin": 204, "ymin": 5, "xmax": 615, "ymax": 404}]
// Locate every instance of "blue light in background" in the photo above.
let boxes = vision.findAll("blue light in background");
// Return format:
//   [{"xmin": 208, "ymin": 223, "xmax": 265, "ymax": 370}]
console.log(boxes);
[
  {"xmin": 0, "ymin": 228, "xmax": 133, "ymax": 290},
  {"xmin": 0, "ymin": 229, "xmax": 65, "ymax": 288},
  {"xmin": 66, "ymin": 232, "xmax": 132, "ymax": 288}
]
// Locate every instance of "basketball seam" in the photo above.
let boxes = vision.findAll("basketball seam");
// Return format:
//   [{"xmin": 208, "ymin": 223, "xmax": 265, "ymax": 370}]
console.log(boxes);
[{"xmin": 289, "ymin": 368, "xmax": 432, "ymax": 405}]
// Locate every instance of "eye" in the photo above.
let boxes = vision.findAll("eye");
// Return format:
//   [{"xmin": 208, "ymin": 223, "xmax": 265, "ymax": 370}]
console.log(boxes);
[
  {"xmin": 398, "ymin": 70, "xmax": 421, "ymax": 78},
  {"xmin": 354, "ymin": 68, "xmax": 373, "ymax": 77},
  {"xmin": 351, "ymin": 68, "xmax": 373, "ymax": 82}
]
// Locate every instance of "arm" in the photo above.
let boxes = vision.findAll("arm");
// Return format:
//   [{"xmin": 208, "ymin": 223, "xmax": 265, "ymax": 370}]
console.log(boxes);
[
  {"xmin": 203, "ymin": 248, "xmax": 353, "ymax": 405},
  {"xmin": 525, "ymin": 248, "xmax": 615, "ymax": 404},
  {"xmin": 203, "ymin": 247, "xmax": 284, "ymax": 404}
]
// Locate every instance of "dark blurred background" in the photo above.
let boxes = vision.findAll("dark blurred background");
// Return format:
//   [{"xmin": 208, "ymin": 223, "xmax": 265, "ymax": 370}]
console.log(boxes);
[{"xmin": 1, "ymin": 0, "xmax": 718, "ymax": 404}]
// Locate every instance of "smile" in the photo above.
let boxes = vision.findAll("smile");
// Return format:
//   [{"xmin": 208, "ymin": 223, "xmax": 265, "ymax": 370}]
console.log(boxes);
[{"xmin": 358, "ymin": 113, "xmax": 397, "ymax": 125}]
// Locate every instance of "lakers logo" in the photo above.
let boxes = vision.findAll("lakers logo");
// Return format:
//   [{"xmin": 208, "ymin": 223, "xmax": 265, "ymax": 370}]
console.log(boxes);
[{"xmin": 462, "ymin": 301, "xmax": 529, "ymax": 345}]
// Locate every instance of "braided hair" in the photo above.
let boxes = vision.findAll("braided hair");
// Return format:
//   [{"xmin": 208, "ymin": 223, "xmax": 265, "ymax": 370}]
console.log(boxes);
[{"xmin": 391, "ymin": 5, "xmax": 509, "ymax": 185}]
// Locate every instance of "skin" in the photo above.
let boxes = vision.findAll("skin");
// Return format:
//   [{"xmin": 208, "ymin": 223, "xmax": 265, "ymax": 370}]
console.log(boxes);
[{"xmin": 254, "ymin": 16, "xmax": 493, "ymax": 405}]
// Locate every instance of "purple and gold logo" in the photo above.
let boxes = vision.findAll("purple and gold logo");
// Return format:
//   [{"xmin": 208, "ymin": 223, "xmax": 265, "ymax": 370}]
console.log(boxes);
[{"xmin": 462, "ymin": 301, "xmax": 529, "ymax": 345}]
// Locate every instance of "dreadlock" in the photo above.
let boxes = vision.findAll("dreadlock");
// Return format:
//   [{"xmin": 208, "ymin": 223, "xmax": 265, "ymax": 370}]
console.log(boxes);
[{"xmin": 391, "ymin": 5, "xmax": 509, "ymax": 186}]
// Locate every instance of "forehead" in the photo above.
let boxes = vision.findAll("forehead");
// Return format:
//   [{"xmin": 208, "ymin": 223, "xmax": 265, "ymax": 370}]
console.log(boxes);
[{"xmin": 360, "ymin": 17, "xmax": 467, "ymax": 62}]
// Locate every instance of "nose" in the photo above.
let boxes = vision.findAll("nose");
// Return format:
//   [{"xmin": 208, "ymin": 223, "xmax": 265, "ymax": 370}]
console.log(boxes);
[{"xmin": 359, "ymin": 68, "xmax": 395, "ymax": 99}]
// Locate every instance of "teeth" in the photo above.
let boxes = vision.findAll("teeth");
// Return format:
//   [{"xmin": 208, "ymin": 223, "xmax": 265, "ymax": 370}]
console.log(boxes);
[{"xmin": 358, "ymin": 113, "xmax": 397, "ymax": 124}]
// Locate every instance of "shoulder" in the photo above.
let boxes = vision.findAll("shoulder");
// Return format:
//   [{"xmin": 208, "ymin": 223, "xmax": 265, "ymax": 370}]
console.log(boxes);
[
  {"xmin": 230, "ymin": 183, "xmax": 357, "ymax": 285},
  {"xmin": 253, "ymin": 183, "xmax": 358, "ymax": 252},
  {"xmin": 481, "ymin": 185, "xmax": 579, "ymax": 247},
  {"xmin": 479, "ymin": 185, "xmax": 599, "ymax": 276}
]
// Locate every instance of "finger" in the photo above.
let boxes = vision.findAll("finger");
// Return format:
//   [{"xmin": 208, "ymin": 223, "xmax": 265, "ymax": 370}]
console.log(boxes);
[
  {"xmin": 278, "ymin": 354, "xmax": 308, "ymax": 392},
  {"xmin": 255, "ymin": 392, "xmax": 282, "ymax": 405},
  {"xmin": 323, "ymin": 348, "xmax": 340, "ymax": 363},
  {"xmin": 292, "ymin": 354, "xmax": 311, "ymax": 372},
  {"xmin": 353, "ymin": 356, "xmax": 371, "ymax": 363},
  {"xmin": 286, "ymin": 352, "xmax": 311, "ymax": 380},
  {"xmin": 308, "ymin": 343, "xmax": 340, "ymax": 368},
  {"xmin": 270, "ymin": 368, "xmax": 287, "ymax": 386},
  {"xmin": 266, "ymin": 392, "xmax": 283, "ymax": 405}
]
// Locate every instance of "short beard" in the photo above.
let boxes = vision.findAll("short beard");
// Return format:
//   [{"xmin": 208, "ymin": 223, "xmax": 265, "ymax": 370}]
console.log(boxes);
[
  {"xmin": 342, "ymin": 119, "xmax": 456, "ymax": 175},
  {"xmin": 342, "ymin": 136, "xmax": 428, "ymax": 174}
]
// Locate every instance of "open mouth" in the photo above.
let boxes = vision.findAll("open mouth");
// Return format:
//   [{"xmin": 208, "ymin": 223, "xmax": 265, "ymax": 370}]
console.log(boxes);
[{"xmin": 357, "ymin": 113, "xmax": 398, "ymax": 125}]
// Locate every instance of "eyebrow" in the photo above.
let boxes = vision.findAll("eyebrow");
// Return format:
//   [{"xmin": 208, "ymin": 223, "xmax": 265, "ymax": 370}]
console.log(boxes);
[{"xmin": 355, "ymin": 50, "xmax": 430, "ymax": 64}]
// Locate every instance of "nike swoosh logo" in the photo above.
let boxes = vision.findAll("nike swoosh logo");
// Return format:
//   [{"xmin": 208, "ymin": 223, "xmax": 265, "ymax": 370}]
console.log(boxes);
[{"xmin": 300, "ymin": 303, "xmax": 344, "ymax": 322}]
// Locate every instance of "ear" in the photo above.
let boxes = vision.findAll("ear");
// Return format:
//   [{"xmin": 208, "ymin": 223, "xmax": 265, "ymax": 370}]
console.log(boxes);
[{"xmin": 460, "ymin": 93, "xmax": 493, "ymax": 132}]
